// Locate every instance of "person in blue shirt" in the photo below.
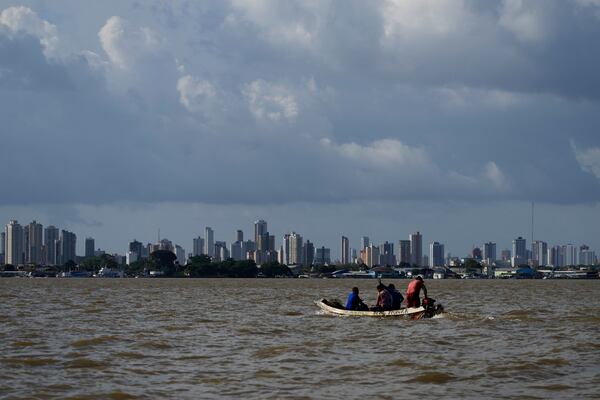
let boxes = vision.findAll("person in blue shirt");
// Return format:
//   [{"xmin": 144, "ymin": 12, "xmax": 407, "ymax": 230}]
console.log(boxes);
[{"xmin": 345, "ymin": 287, "xmax": 368, "ymax": 311}]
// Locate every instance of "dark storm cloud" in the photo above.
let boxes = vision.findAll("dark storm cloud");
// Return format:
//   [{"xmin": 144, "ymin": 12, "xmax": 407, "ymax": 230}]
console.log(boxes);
[{"xmin": 1, "ymin": 0, "xmax": 600, "ymax": 209}]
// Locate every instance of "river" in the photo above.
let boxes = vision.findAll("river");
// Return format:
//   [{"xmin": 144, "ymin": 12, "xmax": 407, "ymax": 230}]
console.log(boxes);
[{"xmin": 1, "ymin": 278, "xmax": 599, "ymax": 399}]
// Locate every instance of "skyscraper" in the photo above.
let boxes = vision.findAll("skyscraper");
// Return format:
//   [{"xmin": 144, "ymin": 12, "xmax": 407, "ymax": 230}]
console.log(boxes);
[
  {"xmin": 360, "ymin": 236, "xmax": 370, "ymax": 251},
  {"xmin": 398, "ymin": 240, "xmax": 411, "ymax": 265},
  {"xmin": 315, "ymin": 246, "xmax": 331, "ymax": 265},
  {"xmin": 512, "ymin": 236, "xmax": 527, "ymax": 267},
  {"xmin": 302, "ymin": 240, "xmax": 314, "ymax": 266},
  {"xmin": 204, "ymin": 227, "xmax": 214, "ymax": 257},
  {"xmin": 5, "ymin": 220, "xmax": 24, "ymax": 265},
  {"xmin": 236, "ymin": 230, "xmax": 244, "ymax": 243},
  {"xmin": 85, "ymin": 237, "xmax": 95, "ymax": 258},
  {"xmin": 44, "ymin": 225, "xmax": 59, "ymax": 265},
  {"xmin": 430, "ymin": 242, "xmax": 445, "ymax": 267},
  {"xmin": 365, "ymin": 245, "xmax": 380, "ymax": 267},
  {"xmin": 289, "ymin": 232, "xmax": 303, "ymax": 265},
  {"xmin": 59, "ymin": 230, "xmax": 77, "ymax": 265},
  {"xmin": 410, "ymin": 232, "xmax": 423, "ymax": 266},
  {"xmin": 282, "ymin": 234, "xmax": 290, "ymax": 265},
  {"xmin": 483, "ymin": 242, "xmax": 497, "ymax": 265},
  {"xmin": 532, "ymin": 241, "xmax": 547, "ymax": 266},
  {"xmin": 0, "ymin": 231, "xmax": 5, "ymax": 263},
  {"xmin": 254, "ymin": 220, "xmax": 267, "ymax": 245},
  {"xmin": 341, "ymin": 236, "xmax": 349, "ymax": 264},
  {"xmin": 27, "ymin": 220, "xmax": 43, "ymax": 264},
  {"xmin": 129, "ymin": 239, "xmax": 143, "ymax": 259},
  {"xmin": 192, "ymin": 236, "xmax": 204, "ymax": 256},
  {"xmin": 565, "ymin": 244, "xmax": 577, "ymax": 266},
  {"xmin": 379, "ymin": 241, "xmax": 395, "ymax": 266}
]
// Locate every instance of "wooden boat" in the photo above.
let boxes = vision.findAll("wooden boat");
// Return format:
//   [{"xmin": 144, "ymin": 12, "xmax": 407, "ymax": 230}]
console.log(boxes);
[{"xmin": 316, "ymin": 298, "xmax": 444, "ymax": 319}]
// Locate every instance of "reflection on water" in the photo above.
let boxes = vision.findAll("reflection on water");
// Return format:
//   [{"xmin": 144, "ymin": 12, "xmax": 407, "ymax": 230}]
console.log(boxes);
[{"xmin": 1, "ymin": 279, "xmax": 599, "ymax": 399}]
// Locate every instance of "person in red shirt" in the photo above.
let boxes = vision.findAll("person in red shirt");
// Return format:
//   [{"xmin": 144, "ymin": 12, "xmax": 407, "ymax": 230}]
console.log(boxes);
[
  {"xmin": 405, "ymin": 276, "xmax": 427, "ymax": 308},
  {"xmin": 370, "ymin": 283, "xmax": 393, "ymax": 311}
]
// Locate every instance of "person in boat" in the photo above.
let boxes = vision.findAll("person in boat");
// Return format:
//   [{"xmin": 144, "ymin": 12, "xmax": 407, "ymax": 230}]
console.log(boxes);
[
  {"xmin": 405, "ymin": 276, "xmax": 427, "ymax": 308},
  {"xmin": 370, "ymin": 283, "xmax": 393, "ymax": 311},
  {"xmin": 345, "ymin": 287, "xmax": 368, "ymax": 311},
  {"xmin": 386, "ymin": 283, "xmax": 404, "ymax": 310}
]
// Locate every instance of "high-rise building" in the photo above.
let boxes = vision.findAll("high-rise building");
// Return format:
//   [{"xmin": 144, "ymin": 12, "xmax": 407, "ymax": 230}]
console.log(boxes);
[
  {"xmin": 281, "ymin": 234, "xmax": 290, "ymax": 265},
  {"xmin": 192, "ymin": 237, "xmax": 204, "ymax": 256},
  {"xmin": 175, "ymin": 245, "xmax": 186, "ymax": 265},
  {"xmin": 204, "ymin": 227, "xmax": 214, "ymax": 257},
  {"xmin": 512, "ymin": 236, "xmax": 527, "ymax": 267},
  {"xmin": 230, "ymin": 240, "xmax": 243, "ymax": 260},
  {"xmin": 341, "ymin": 236, "xmax": 349, "ymax": 264},
  {"xmin": 242, "ymin": 240, "xmax": 255, "ymax": 259},
  {"xmin": 579, "ymin": 246, "xmax": 596, "ymax": 266},
  {"xmin": 379, "ymin": 241, "xmax": 395, "ymax": 266},
  {"xmin": 5, "ymin": 220, "xmax": 24, "ymax": 265},
  {"xmin": 360, "ymin": 236, "xmax": 370, "ymax": 251},
  {"xmin": 430, "ymin": 242, "xmax": 445, "ymax": 267},
  {"xmin": 365, "ymin": 245, "xmax": 380, "ymax": 267},
  {"xmin": 500, "ymin": 249, "xmax": 511, "ymax": 262},
  {"xmin": 254, "ymin": 220, "xmax": 267, "ymax": 245},
  {"xmin": 532, "ymin": 241, "xmax": 547, "ymax": 266},
  {"xmin": 236, "ymin": 230, "xmax": 244, "ymax": 243},
  {"xmin": 0, "ymin": 231, "xmax": 5, "ymax": 264},
  {"xmin": 59, "ymin": 230, "xmax": 77, "ymax": 265},
  {"xmin": 302, "ymin": 240, "xmax": 314, "ymax": 266},
  {"xmin": 129, "ymin": 239, "xmax": 143, "ymax": 259},
  {"xmin": 471, "ymin": 247, "xmax": 482, "ymax": 260},
  {"xmin": 44, "ymin": 225, "xmax": 59, "ymax": 265},
  {"xmin": 289, "ymin": 232, "xmax": 303, "ymax": 265},
  {"xmin": 398, "ymin": 240, "xmax": 411, "ymax": 265},
  {"xmin": 483, "ymin": 242, "xmax": 497, "ymax": 265},
  {"xmin": 26, "ymin": 220, "xmax": 43, "ymax": 264},
  {"xmin": 85, "ymin": 237, "xmax": 95, "ymax": 258},
  {"xmin": 315, "ymin": 246, "xmax": 331, "ymax": 265},
  {"xmin": 410, "ymin": 232, "xmax": 423, "ymax": 266},
  {"xmin": 565, "ymin": 244, "xmax": 577, "ymax": 266}
]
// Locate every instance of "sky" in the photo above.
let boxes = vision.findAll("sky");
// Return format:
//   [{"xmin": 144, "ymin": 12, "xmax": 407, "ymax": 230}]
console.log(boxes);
[{"xmin": 1, "ymin": 0, "xmax": 600, "ymax": 259}]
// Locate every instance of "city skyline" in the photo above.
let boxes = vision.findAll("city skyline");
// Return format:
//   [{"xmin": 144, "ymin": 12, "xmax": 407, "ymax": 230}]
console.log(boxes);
[{"xmin": 1, "ymin": 1, "xmax": 600, "ymax": 261}]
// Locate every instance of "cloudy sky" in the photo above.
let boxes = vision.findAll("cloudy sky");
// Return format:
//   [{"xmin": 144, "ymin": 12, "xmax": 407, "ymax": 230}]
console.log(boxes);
[{"xmin": 1, "ymin": 0, "xmax": 600, "ymax": 258}]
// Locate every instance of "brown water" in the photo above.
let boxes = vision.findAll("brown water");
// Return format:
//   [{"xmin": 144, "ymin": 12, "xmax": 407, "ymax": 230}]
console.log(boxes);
[{"xmin": 0, "ymin": 279, "xmax": 599, "ymax": 399}]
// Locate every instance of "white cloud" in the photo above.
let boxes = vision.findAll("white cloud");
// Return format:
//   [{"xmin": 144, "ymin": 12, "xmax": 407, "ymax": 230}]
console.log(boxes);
[
  {"xmin": 0, "ymin": 6, "xmax": 59, "ymax": 57},
  {"xmin": 572, "ymin": 142, "xmax": 600, "ymax": 180},
  {"xmin": 499, "ymin": 0, "xmax": 546, "ymax": 43},
  {"xmin": 243, "ymin": 79, "xmax": 298, "ymax": 121},
  {"xmin": 98, "ymin": 16, "xmax": 160, "ymax": 69},
  {"xmin": 484, "ymin": 161, "xmax": 511, "ymax": 192},
  {"xmin": 177, "ymin": 74, "xmax": 217, "ymax": 112}
]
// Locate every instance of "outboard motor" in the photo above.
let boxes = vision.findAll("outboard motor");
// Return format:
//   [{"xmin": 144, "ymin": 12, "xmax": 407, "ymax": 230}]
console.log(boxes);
[{"xmin": 422, "ymin": 297, "xmax": 443, "ymax": 318}]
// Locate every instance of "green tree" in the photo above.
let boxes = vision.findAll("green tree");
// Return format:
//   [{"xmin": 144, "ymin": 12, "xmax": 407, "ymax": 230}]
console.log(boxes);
[
  {"xmin": 150, "ymin": 250, "xmax": 178, "ymax": 276},
  {"xmin": 260, "ymin": 262, "xmax": 292, "ymax": 277},
  {"xmin": 464, "ymin": 259, "xmax": 483, "ymax": 275}
]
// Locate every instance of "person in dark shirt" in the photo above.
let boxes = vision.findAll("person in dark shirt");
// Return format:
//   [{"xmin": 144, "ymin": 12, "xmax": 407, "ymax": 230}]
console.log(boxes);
[
  {"xmin": 345, "ymin": 287, "xmax": 368, "ymax": 311},
  {"xmin": 370, "ymin": 283, "xmax": 393, "ymax": 311},
  {"xmin": 386, "ymin": 283, "xmax": 404, "ymax": 310}
]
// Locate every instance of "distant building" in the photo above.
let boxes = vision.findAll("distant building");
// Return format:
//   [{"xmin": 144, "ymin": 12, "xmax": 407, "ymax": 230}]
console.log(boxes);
[
  {"xmin": 471, "ymin": 247, "xmax": 482, "ymax": 260},
  {"xmin": 430, "ymin": 242, "xmax": 445, "ymax": 267},
  {"xmin": 315, "ymin": 246, "xmax": 331, "ymax": 265},
  {"xmin": 512, "ymin": 237, "xmax": 527, "ymax": 267},
  {"xmin": 500, "ymin": 249, "xmax": 511, "ymax": 262},
  {"xmin": 365, "ymin": 245, "xmax": 379, "ymax": 267},
  {"xmin": 532, "ymin": 241, "xmax": 547, "ymax": 266},
  {"xmin": 410, "ymin": 232, "xmax": 423, "ymax": 266},
  {"xmin": 236, "ymin": 230, "xmax": 244, "ymax": 243},
  {"xmin": 129, "ymin": 239, "xmax": 143, "ymax": 260},
  {"xmin": 379, "ymin": 241, "xmax": 395, "ymax": 266},
  {"xmin": 204, "ymin": 227, "xmax": 214, "ymax": 257},
  {"xmin": 5, "ymin": 220, "xmax": 24, "ymax": 265},
  {"xmin": 289, "ymin": 232, "xmax": 303, "ymax": 265},
  {"xmin": 565, "ymin": 244, "xmax": 577, "ymax": 266},
  {"xmin": 302, "ymin": 240, "xmax": 314, "ymax": 266},
  {"xmin": 43, "ymin": 225, "xmax": 59, "ymax": 265},
  {"xmin": 126, "ymin": 251, "xmax": 138, "ymax": 265},
  {"xmin": 175, "ymin": 245, "xmax": 186, "ymax": 265},
  {"xmin": 26, "ymin": 221, "xmax": 43, "ymax": 264},
  {"xmin": 398, "ymin": 240, "xmax": 411, "ymax": 265},
  {"xmin": 85, "ymin": 237, "xmax": 95, "ymax": 258},
  {"xmin": 483, "ymin": 242, "xmax": 497, "ymax": 265},
  {"xmin": 341, "ymin": 236, "xmax": 349, "ymax": 264},
  {"xmin": 254, "ymin": 220, "xmax": 267, "ymax": 246},
  {"xmin": 0, "ymin": 231, "xmax": 5, "ymax": 264},
  {"xmin": 230, "ymin": 240, "xmax": 243, "ymax": 260},
  {"xmin": 360, "ymin": 236, "xmax": 370, "ymax": 251},
  {"xmin": 59, "ymin": 230, "xmax": 77, "ymax": 265},
  {"xmin": 281, "ymin": 234, "xmax": 291, "ymax": 265},
  {"xmin": 192, "ymin": 236, "xmax": 204, "ymax": 257}
]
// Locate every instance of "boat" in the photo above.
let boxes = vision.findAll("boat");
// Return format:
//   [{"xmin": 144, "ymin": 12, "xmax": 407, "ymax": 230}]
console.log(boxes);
[{"xmin": 316, "ymin": 298, "xmax": 444, "ymax": 319}]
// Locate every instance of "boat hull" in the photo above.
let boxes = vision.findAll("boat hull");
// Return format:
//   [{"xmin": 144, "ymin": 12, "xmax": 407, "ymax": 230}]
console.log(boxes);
[{"xmin": 316, "ymin": 298, "xmax": 436, "ymax": 319}]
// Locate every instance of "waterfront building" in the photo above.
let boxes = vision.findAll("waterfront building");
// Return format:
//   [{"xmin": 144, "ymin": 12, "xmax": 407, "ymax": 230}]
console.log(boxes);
[
  {"xmin": 360, "ymin": 236, "xmax": 370, "ymax": 251},
  {"xmin": 126, "ymin": 250, "xmax": 138, "ymax": 265},
  {"xmin": 289, "ymin": 232, "xmax": 303, "ymax": 265},
  {"xmin": 398, "ymin": 240, "xmax": 411, "ymax": 265},
  {"xmin": 565, "ymin": 244, "xmax": 578, "ymax": 266},
  {"xmin": 192, "ymin": 236, "xmax": 204, "ymax": 256},
  {"xmin": 379, "ymin": 241, "xmax": 395, "ymax": 266},
  {"xmin": 254, "ymin": 220, "xmax": 267, "ymax": 246},
  {"xmin": 410, "ymin": 231, "xmax": 423, "ymax": 266},
  {"xmin": 85, "ymin": 237, "xmax": 95, "ymax": 258},
  {"xmin": 230, "ymin": 240, "xmax": 243, "ymax": 260},
  {"xmin": 204, "ymin": 227, "xmax": 214, "ymax": 257},
  {"xmin": 281, "ymin": 234, "xmax": 290, "ymax": 265},
  {"xmin": 5, "ymin": 220, "xmax": 24, "ymax": 265},
  {"xmin": 129, "ymin": 239, "xmax": 143, "ymax": 260},
  {"xmin": 532, "ymin": 241, "xmax": 548, "ymax": 266},
  {"xmin": 483, "ymin": 242, "xmax": 497, "ymax": 265},
  {"xmin": 315, "ymin": 246, "xmax": 331, "ymax": 265},
  {"xmin": 27, "ymin": 220, "xmax": 43, "ymax": 264},
  {"xmin": 214, "ymin": 241, "xmax": 227, "ymax": 262},
  {"xmin": 175, "ymin": 245, "xmax": 186, "ymax": 265},
  {"xmin": 302, "ymin": 240, "xmax": 314, "ymax": 266},
  {"xmin": 512, "ymin": 237, "xmax": 527, "ymax": 267},
  {"xmin": 579, "ymin": 248, "xmax": 596, "ymax": 266},
  {"xmin": 365, "ymin": 245, "xmax": 379, "ymax": 267},
  {"xmin": 242, "ymin": 240, "xmax": 255, "ymax": 260},
  {"xmin": 351, "ymin": 248, "xmax": 357, "ymax": 264},
  {"xmin": 59, "ymin": 230, "xmax": 77, "ymax": 265},
  {"xmin": 500, "ymin": 249, "xmax": 511, "ymax": 262},
  {"xmin": 236, "ymin": 230, "xmax": 244, "ymax": 243},
  {"xmin": 0, "ymin": 231, "xmax": 5, "ymax": 263},
  {"xmin": 430, "ymin": 242, "xmax": 445, "ymax": 267},
  {"xmin": 341, "ymin": 236, "xmax": 349, "ymax": 264}
]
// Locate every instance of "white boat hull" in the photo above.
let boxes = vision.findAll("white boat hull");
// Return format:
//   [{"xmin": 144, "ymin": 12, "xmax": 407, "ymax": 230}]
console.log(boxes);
[{"xmin": 316, "ymin": 298, "xmax": 428, "ymax": 318}]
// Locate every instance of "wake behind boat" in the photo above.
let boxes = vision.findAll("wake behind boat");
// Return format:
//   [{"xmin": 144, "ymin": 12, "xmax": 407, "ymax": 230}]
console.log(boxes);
[{"xmin": 316, "ymin": 298, "xmax": 444, "ymax": 319}]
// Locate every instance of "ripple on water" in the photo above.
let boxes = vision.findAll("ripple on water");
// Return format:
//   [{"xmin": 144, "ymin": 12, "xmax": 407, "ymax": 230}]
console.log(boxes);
[
  {"xmin": 63, "ymin": 358, "xmax": 110, "ymax": 369},
  {"xmin": 253, "ymin": 345, "xmax": 290, "ymax": 359},
  {"xmin": 405, "ymin": 371, "xmax": 456, "ymax": 384},
  {"xmin": 3, "ymin": 356, "xmax": 59, "ymax": 367},
  {"xmin": 70, "ymin": 335, "xmax": 119, "ymax": 348}
]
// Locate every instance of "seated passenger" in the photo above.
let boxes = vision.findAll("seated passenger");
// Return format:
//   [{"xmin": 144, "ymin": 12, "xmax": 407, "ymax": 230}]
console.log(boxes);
[
  {"xmin": 386, "ymin": 283, "xmax": 404, "ymax": 310},
  {"xmin": 345, "ymin": 287, "xmax": 368, "ymax": 311},
  {"xmin": 370, "ymin": 283, "xmax": 393, "ymax": 311}
]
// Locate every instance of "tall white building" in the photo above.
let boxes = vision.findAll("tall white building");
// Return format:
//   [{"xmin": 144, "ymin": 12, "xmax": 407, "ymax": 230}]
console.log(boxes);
[
  {"xmin": 288, "ymin": 232, "xmax": 303, "ymax": 265},
  {"xmin": 175, "ymin": 245, "xmax": 186, "ymax": 265},
  {"xmin": 204, "ymin": 227, "xmax": 214, "ymax": 257},
  {"xmin": 532, "ymin": 241, "xmax": 548, "ymax": 266},
  {"xmin": 5, "ymin": 220, "xmax": 24, "ymax": 265},
  {"xmin": 429, "ymin": 242, "xmax": 445, "ymax": 267},
  {"xmin": 365, "ymin": 245, "xmax": 379, "ymax": 267},
  {"xmin": 341, "ymin": 236, "xmax": 349, "ymax": 264},
  {"xmin": 565, "ymin": 244, "xmax": 577, "ymax": 266},
  {"xmin": 192, "ymin": 236, "xmax": 204, "ymax": 256},
  {"xmin": 410, "ymin": 232, "xmax": 423, "ymax": 266},
  {"xmin": 281, "ymin": 234, "xmax": 290, "ymax": 265}
]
